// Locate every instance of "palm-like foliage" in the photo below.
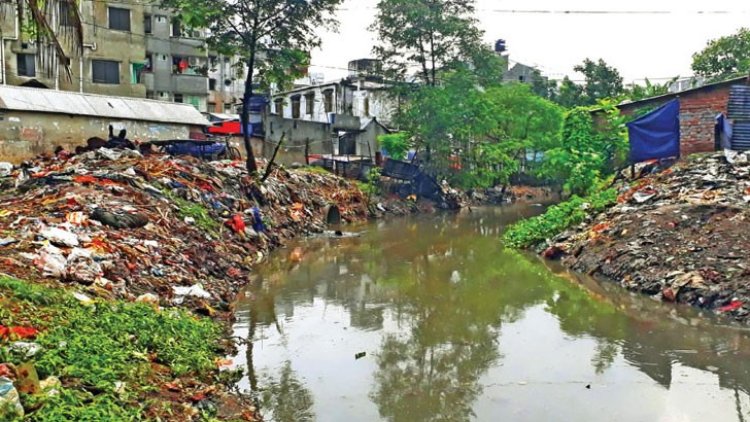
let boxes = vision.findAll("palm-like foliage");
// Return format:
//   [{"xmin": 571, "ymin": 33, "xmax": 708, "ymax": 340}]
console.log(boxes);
[{"xmin": 0, "ymin": 0, "xmax": 83, "ymax": 79}]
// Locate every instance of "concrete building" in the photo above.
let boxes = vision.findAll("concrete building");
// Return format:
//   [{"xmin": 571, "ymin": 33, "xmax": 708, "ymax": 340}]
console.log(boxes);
[
  {"xmin": 503, "ymin": 62, "xmax": 545, "ymax": 86},
  {"xmin": 1, "ymin": 0, "xmax": 148, "ymax": 98},
  {"xmin": 0, "ymin": 84, "xmax": 209, "ymax": 162},
  {"xmin": 0, "ymin": 1, "xmax": 237, "ymax": 113}
]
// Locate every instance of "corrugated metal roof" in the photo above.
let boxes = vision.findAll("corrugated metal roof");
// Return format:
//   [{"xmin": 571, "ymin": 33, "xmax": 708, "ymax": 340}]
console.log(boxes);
[
  {"xmin": 732, "ymin": 122, "xmax": 750, "ymax": 151},
  {"xmin": 0, "ymin": 85, "xmax": 208, "ymax": 126},
  {"xmin": 728, "ymin": 85, "xmax": 750, "ymax": 121}
]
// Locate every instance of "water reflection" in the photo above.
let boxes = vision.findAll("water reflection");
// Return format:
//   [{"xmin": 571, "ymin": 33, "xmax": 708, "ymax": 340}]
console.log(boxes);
[{"xmin": 233, "ymin": 206, "xmax": 750, "ymax": 421}]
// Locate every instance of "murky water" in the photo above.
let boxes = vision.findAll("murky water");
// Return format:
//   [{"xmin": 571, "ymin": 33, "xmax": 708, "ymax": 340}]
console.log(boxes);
[{"xmin": 232, "ymin": 206, "xmax": 750, "ymax": 422}]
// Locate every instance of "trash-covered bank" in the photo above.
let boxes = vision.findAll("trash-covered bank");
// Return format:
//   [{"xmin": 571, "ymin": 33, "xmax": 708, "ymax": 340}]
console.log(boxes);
[
  {"xmin": 0, "ymin": 148, "xmax": 428, "ymax": 420},
  {"xmin": 535, "ymin": 152, "xmax": 750, "ymax": 324}
]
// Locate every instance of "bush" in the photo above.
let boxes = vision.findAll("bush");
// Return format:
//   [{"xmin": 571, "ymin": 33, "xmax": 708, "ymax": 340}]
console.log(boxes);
[{"xmin": 503, "ymin": 188, "xmax": 617, "ymax": 248}]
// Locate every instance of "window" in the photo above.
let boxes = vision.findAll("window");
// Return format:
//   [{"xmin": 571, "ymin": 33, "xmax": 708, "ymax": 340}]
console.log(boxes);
[
  {"xmin": 323, "ymin": 89, "xmax": 333, "ymax": 113},
  {"xmin": 274, "ymin": 98, "xmax": 283, "ymax": 115},
  {"xmin": 518, "ymin": 75, "xmax": 525, "ymax": 82},
  {"xmin": 171, "ymin": 19, "xmax": 182, "ymax": 37},
  {"xmin": 291, "ymin": 96, "xmax": 301, "ymax": 118},
  {"xmin": 59, "ymin": 2, "xmax": 74, "ymax": 27},
  {"xmin": 130, "ymin": 62, "xmax": 145, "ymax": 84},
  {"xmin": 209, "ymin": 78, "xmax": 217, "ymax": 91},
  {"xmin": 305, "ymin": 92, "xmax": 314, "ymax": 115},
  {"xmin": 144, "ymin": 14, "xmax": 152, "ymax": 34},
  {"xmin": 174, "ymin": 93, "xmax": 183, "ymax": 103},
  {"xmin": 364, "ymin": 97, "xmax": 370, "ymax": 117},
  {"xmin": 108, "ymin": 7, "xmax": 130, "ymax": 31},
  {"xmin": 17, "ymin": 54, "xmax": 36, "ymax": 77},
  {"xmin": 92, "ymin": 60, "xmax": 120, "ymax": 84}
]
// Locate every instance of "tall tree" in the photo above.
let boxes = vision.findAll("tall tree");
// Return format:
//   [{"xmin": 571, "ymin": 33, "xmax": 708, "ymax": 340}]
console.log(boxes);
[
  {"xmin": 554, "ymin": 76, "xmax": 586, "ymax": 108},
  {"xmin": 692, "ymin": 28, "xmax": 750, "ymax": 81},
  {"xmin": 0, "ymin": 0, "xmax": 83, "ymax": 79},
  {"xmin": 371, "ymin": 0, "xmax": 483, "ymax": 86},
  {"xmin": 573, "ymin": 58, "xmax": 625, "ymax": 104},
  {"xmin": 161, "ymin": 0, "xmax": 343, "ymax": 174}
]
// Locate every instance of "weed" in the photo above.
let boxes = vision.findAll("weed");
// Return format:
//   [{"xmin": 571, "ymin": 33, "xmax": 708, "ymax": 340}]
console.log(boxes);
[
  {"xmin": 0, "ymin": 275, "xmax": 223, "ymax": 420},
  {"xmin": 164, "ymin": 191, "xmax": 222, "ymax": 236},
  {"xmin": 503, "ymin": 188, "xmax": 617, "ymax": 248}
]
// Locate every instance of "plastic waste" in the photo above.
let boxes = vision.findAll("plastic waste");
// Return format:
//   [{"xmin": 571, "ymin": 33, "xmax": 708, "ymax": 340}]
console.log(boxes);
[
  {"xmin": 39, "ymin": 227, "xmax": 79, "ymax": 247},
  {"xmin": 0, "ymin": 162, "xmax": 12, "ymax": 177},
  {"xmin": 66, "ymin": 248, "xmax": 103, "ymax": 284},
  {"xmin": 36, "ymin": 244, "xmax": 67, "ymax": 278},
  {"xmin": 136, "ymin": 293, "xmax": 159, "ymax": 305},
  {"xmin": 10, "ymin": 342, "xmax": 42, "ymax": 358},
  {"xmin": 0, "ymin": 376, "xmax": 23, "ymax": 418},
  {"xmin": 173, "ymin": 284, "xmax": 212, "ymax": 304},
  {"xmin": 39, "ymin": 376, "xmax": 61, "ymax": 396}
]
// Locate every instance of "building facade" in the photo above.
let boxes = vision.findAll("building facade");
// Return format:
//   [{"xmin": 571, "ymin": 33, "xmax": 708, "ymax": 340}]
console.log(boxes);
[{"xmin": 0, "ymin": 1, "xmax": 237, "ymax": 113}]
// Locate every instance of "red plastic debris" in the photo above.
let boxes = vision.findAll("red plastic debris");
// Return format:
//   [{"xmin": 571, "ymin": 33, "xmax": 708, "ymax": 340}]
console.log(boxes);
[
  {"xmin": 10, "ymin": 326, "xmax": 39, "ymax": 339},
  {"xmin": 718, "ymin": 300, "xmax": 744, "ymax": 312},
  {"xmin": 225, "ymin": 214, "xmax": 246, "ymax": 234}
]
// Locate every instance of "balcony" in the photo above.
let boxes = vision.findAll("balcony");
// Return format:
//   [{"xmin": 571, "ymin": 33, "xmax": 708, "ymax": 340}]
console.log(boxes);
[
  {"xmin": 329, "ymin": 113, "xmax": 361, "ymax": 131},
  {"xmin": 173, "ymin": 74, "xmax": 208, "ymax": 95}
]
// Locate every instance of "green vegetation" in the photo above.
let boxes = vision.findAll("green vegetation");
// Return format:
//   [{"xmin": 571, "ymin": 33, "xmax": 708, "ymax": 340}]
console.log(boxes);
[
  {"xmin": 692, "ymin": 27, "xmax": 750, "ymax": 81},
  {"xmin": 165, "ymin": 191, "xmax": 222, "ymax": 236},
  {"xmin": 0, "ymin": 276, "xmax": 223, "ymax": 420},
  {"xmin": 537, "ymin": 102, "xmax": 628, "ymax": 196},
  {"xmin": 378, "ymin": 133, "xmax": 410, "ymax": 160},
  {"xmin": 502, "ymin": 188, "xmax": 618, "ymax": 248}
]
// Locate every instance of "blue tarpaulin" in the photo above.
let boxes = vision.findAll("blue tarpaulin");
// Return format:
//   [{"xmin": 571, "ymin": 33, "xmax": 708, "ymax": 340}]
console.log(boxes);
[{"xmin": 627, "ymin": 99, "xmax": 680, "ymax": 163}]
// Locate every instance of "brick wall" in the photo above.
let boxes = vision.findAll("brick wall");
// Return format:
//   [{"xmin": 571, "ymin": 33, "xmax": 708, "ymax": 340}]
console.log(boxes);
[{"xmin": 678, "ymin": 86, "xmax": 730, "ymax": 155}]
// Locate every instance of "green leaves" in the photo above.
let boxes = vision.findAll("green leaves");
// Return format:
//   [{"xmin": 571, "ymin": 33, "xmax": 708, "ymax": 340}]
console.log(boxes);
[
  {"xmin": 371, "ymin": 0, "xmax": 483, "ymax": 86},
  {"xmin": 396, "ymin": 71, "xmax": 564, "ymax": 189},
  {"xmin": 503, "ymin": 188, "xmax": 618, "ymax": 248},
  {"xmin": 692, "ymin": 27, "xmax": 750, "ymax": 81},
  {"xmin": 537, "ymin": 105, "xmax": 626, "ymax": 196}
]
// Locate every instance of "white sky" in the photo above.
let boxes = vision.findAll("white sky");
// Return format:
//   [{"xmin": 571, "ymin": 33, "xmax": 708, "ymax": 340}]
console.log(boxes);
[{"xmin": 311, "ymin": 0, "xmax": 750, "ymax": 84}]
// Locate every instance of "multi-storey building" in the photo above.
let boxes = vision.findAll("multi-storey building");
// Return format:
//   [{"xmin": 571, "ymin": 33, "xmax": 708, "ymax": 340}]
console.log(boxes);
[{"xmin": 0, "ymin": 0, "xmax": 238, "ymax": 113}]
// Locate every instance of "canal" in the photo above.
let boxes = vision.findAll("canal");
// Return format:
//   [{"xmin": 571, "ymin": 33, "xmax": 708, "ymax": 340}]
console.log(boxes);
[{"xmin": 232, "ymin": 205, "xmax": 750, "ymax": 421}]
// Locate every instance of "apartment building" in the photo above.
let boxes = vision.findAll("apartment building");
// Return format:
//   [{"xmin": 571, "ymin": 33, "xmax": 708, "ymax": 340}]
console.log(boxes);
[{"xmin": 0, "ymin": 0, "xmax": 238, "ymax": 113}]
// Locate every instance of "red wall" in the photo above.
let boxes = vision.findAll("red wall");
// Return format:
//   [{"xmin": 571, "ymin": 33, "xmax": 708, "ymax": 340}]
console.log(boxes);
[{"xmin": 678, "ymin": 86, "xmax": 730, "ymax": 155}]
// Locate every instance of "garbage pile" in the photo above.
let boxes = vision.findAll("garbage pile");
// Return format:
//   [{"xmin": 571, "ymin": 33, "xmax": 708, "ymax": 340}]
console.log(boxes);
[
  {"xmin": 544, "ymin": 152, "xmax": 750, "ymax": 323},
  {"xmin": 0, "ymin": 150, "xmax": 368, "ymax": 310}
]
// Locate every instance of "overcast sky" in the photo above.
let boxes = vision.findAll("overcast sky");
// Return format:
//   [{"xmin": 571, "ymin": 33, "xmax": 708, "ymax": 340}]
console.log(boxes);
[{"xmin": 310, "ymin": 0, "xmax": 750, "ymax": 85}]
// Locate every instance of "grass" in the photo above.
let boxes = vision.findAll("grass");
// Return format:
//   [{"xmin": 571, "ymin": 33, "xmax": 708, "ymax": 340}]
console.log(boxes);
[
  {"xmin": 164, "ymin": 191, "xmax": 222, "ymax": 237},
  {"xmin": 0, "ymin": 275, "xmax": 224, "ymax": 421},
  {"xmin": 503, "ymin": 188, "xmax": 618, "ymax": 249},
  {"xmin": 298, "ymin": 166, "xmax": 331, "ymax": 176}
]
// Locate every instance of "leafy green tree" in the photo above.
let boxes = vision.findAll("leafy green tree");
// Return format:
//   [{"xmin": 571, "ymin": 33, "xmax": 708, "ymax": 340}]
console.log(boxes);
[
  {"xmin": 161, "ymin": 0, "xmax": 343, "ymax": 173},
  {"xmin": 398, "ymin": 71, "xmax": 563, "ymax": 189},
  {"xmin": 554, "ymin": 76, "xmax": 587, "ymax": 108},
  {"xmin": 537, "ymin": 101, "xmax": 627, "ymax": 196},
  {"xmin": 574, "ymin": 58, "xmax": 625, "ymax": 104},
  {"xmin": 692, "ymin": 28, "xmax": 750, "ymax": 81},
  {"xmin": 370, "ymin": 0, "xmax": 483, "ymax": 86},
  {"xmin": 379, "ymin": 133, "xmax": 411, "ymax": 159}
]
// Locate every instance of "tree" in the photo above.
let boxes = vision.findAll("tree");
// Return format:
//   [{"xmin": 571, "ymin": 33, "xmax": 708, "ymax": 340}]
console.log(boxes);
[
  {"xmin": 692, "ymin": 28, "xmax": 750, "ymax": 81},
  {"xmin": 397, "ymin": 70, "xmax": 563, "ymax": 189},
  {"xmin": 370, "ymin": 0, "xmax": 483, "ymax": 86},
  {"xmin": 161, "ymin": 0, "xmax": 343, "ymax": 174},
  {"xmin": 627, "ymin": 77, "xmax": 678, "ymax": 101},
  {"xmin": 554, "ymin": 76, "xmax": 586, "ymax": 108},
  {"xmin": 0, "ymin": 1, "xmax": 83, "ymax": 79},
  {"xmin": 573, "ymin": 58, "xmax": 625, "ymax": 104}
]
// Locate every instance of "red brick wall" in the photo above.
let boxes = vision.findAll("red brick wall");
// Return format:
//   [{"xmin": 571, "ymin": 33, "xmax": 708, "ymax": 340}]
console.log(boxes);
[{"xmin": 678, "ymin": 86, "xmax": 730, "ymax": 155}]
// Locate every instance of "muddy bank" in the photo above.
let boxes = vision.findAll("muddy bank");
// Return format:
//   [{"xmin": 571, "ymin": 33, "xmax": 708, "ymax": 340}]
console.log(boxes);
[
  {"xmin": 0, "ymin": 149, "xmax": 426, "ymax": 420},
  {"xmin": 541, "ymin": 153, "xmax": 750, "ymax": 324}
]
